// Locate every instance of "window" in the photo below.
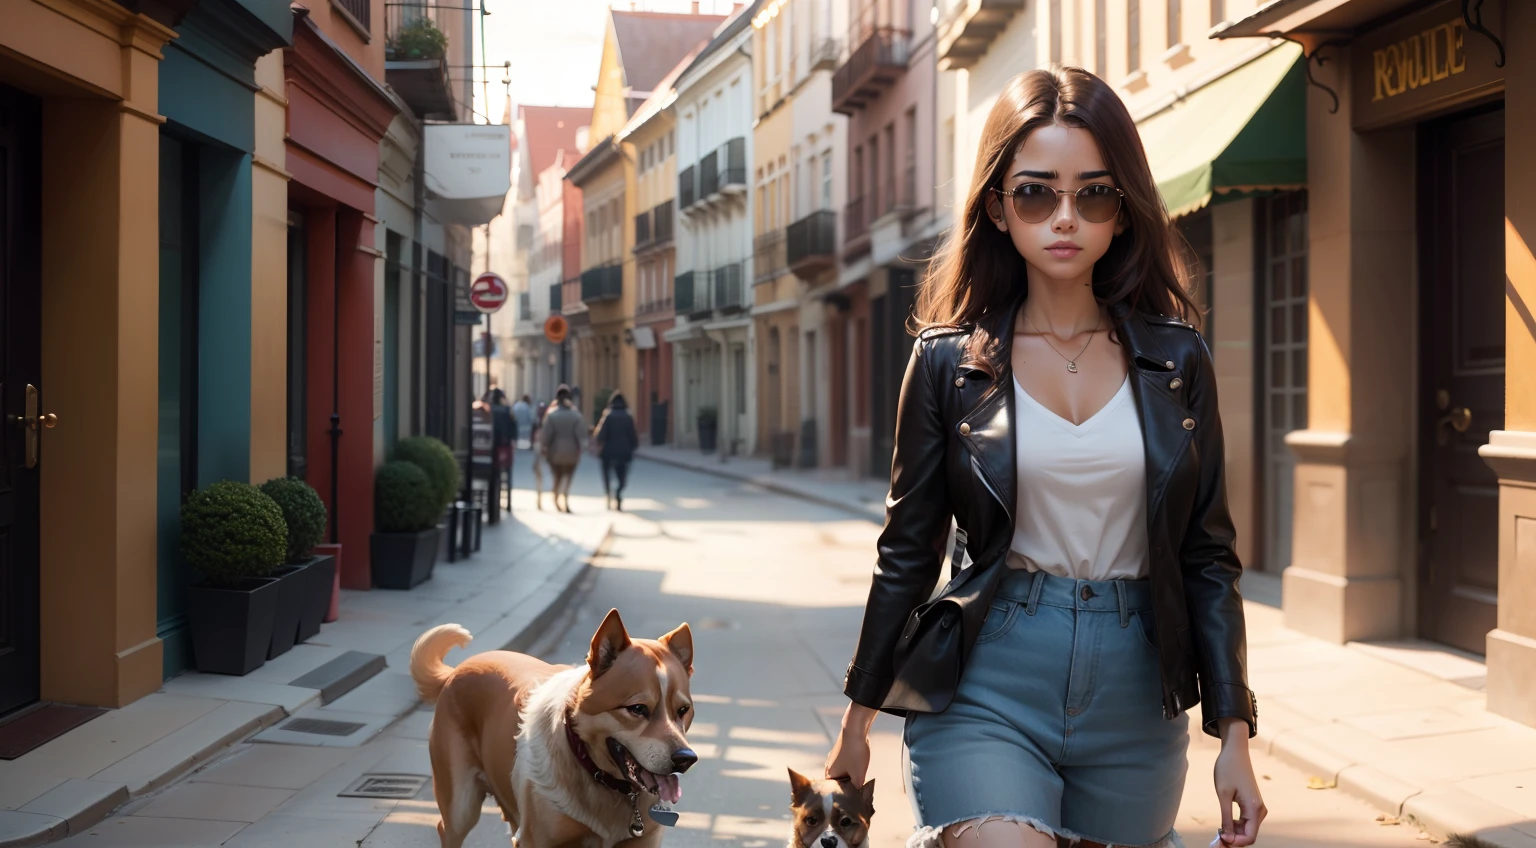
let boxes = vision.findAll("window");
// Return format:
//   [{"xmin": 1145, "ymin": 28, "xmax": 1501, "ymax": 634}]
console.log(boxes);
[
  {"xmin": 883, "ymin": 123, "xmax": 896, "ymax": 213},
  {"xmin": 1094, "ymin": 0, "xmax": 1106, "ymax": 77},
  {"xmin": 903, "ymin": 108, "xmax": 916, "ymax": 209},
  {"xmin": 868, "ymin": 135, "xmax": 879, "ymax": 213},
  {"xmin": 821, "ymin": 150, "xmax": 833, "ymax": 210},
  {"xmin": 1167, "ymin": 0, "xmax": 1181, "ymax": 48},
  {"xmin": 1128, "ymin": 0, "xmax": 1141, "ymax": 71},
  {"xmin": 1049, "ymin": 0, "xmax": 1062, "ymax": 64}
]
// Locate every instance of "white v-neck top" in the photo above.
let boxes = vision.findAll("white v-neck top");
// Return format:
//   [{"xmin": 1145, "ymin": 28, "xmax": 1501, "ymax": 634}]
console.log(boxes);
[{"xmin": 1009, "ymin": 375, "xmax": 1150, "ymax": 581}]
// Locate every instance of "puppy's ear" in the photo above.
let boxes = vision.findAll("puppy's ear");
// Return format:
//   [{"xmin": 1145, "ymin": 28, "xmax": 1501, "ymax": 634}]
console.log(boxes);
[
  {"xmin": 787, "ymin": 768, "xmax": 814, "ymax": 802},
  {"xmin": 660, "ymin": 623, "xmax": 693, "ymax": 675},
  {"xmin": 859, "ymin": 777, "xmax": 876, "ymax": 808},
  {"xmin": 587, "ymin": 609, "xmax": 632, "ymax": 678}
]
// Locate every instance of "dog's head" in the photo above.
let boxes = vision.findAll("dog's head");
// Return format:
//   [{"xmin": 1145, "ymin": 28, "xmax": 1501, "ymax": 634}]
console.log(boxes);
[
  {"xmin": 787, "ymin": 770, "xmax": 874, "ymax": 848},
  {"xmin": 572, "ymin": 609, "xmax": 696, "ymax": 805}
]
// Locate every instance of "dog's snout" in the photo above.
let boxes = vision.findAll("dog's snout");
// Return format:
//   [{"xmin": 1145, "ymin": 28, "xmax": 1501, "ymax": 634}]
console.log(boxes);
[
  {"xmin": 819, "ymin": 833, "xmax": 838, "ymax": 848},
  {"xmin": 670, "ymin": 748, "xmax": 698, "ymax": 773}
]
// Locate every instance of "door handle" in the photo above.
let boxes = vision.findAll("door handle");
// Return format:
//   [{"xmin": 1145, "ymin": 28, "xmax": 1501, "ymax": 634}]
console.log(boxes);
[
  {"xmin": 7, "ymin": 385, "xmax": 58, "ymax": 468},
  {"xmin": 1435, "ymin": 406, "xmax": 1472, "ymax": 446}
]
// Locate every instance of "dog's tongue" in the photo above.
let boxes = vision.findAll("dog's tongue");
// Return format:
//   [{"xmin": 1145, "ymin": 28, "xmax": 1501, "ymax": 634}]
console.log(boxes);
[{"xmin": 656, "ymin": 773, "xmax": 682, "ymax": 805}]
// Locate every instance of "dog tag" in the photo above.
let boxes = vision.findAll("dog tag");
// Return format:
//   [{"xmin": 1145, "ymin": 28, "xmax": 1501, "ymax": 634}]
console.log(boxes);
[{"xmin": 648, "ymin": 805, "xmax": 679, "ymax": 827}]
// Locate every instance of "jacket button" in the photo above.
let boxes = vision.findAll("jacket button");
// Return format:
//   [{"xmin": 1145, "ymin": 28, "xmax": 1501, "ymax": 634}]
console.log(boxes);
[
  {"xmin": 1182, "ymin": 418, "xmax": 1195, "ymax": 430},
  {"xmin": 959, "ymin": 422, "xmax": 971, "ymax": 436},
  {"xmin": 955, "ymin": 377, "xmax": 966, "ymax": 388},
  {"xmin": 1164, "ymin": 359, "xmax": 1175, "ymax": 369},
  {"xmin": 1169, "ymin": 378, "xmax": 1182, "ymax": 390}
]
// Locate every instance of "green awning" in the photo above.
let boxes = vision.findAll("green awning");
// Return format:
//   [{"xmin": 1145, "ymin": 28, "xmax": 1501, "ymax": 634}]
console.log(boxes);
[{"xmin": 1137, "ymin": 42, "xmax": 1307, "ymax": 218}]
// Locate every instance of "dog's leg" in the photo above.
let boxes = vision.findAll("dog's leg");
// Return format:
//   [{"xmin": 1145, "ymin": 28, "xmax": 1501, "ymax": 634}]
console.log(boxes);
[{"xmin": 431, "ymin": 735, "xmax": 487, "ymax": 848}]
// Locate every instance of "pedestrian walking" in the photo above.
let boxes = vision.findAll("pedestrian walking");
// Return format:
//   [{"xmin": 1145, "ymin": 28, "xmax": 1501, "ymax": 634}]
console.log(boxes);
[
  {"xmin": 512, "ymin": 393, "xmax": 535, "ymax": 450},
  {"xmin": 591, "ymin": 391, "xmax": 639, "ymax": 511},
  {"xmin": 490, "ymin": 389, "xmax": 515, "ymax": 514},
  {"xmin": 537, "ymin": 384, "xmax": 584, "ymax": 513},
  {"xmin": 823, "ymin": 68, "xmax": 1265, "ymax": 848}
]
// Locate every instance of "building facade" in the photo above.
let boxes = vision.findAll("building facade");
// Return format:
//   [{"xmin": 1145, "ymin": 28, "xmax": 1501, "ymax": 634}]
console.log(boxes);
[{"xmin": 670, "ymin": 6, "xmax": 761, "ymax": 455}]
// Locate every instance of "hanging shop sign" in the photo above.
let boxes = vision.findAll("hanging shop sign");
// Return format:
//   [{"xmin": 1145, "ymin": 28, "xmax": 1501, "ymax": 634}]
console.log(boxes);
[
  {"xmin": 544, "ymin": 314, "xmax": 569, "ymax": 344},
  {"xmin": 1352, "ymin": 0, "xmax": 1505, "ymax": 131},
  {"xmin": 424, "ymin": 124, "xmax": 513, "ymax": 226}
]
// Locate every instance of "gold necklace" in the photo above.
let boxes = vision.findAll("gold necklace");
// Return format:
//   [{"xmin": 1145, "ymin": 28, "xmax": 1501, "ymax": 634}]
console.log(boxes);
[{"xmin": 1026, "ymin": 314, "xmax": 1100, "ymax": 373}]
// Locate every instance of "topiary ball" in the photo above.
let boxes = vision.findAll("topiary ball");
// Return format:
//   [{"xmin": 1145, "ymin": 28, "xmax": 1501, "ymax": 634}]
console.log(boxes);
[
  {"xmin": 259, "ymin": 477, "xmax": 328, "ymax": 563},
  {"xmin": 181, "ymin": 481, "xmax": 287, "ymax": 588},
  {"xmin": 392, "ymin": 436, "xmax": 461, "ymax": 517},
  {"xmin": 375, "ymin": 460, "xmax": 438, "ymax": 534}
]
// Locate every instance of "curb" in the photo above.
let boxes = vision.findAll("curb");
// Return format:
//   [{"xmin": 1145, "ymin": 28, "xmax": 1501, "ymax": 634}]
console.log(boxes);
[
  {"xmin": 635, "ymin": 451, "xmax": 884, "ymax": 524},
  {"xmin": 2, "ymin": 521, "xmax": 613, "ymax": 848}
]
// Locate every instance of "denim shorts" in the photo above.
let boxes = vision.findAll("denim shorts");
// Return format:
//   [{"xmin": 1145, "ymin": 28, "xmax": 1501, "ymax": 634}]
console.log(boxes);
[{"xmin": 903, "ymin": 568, "xmax": 1189, "ymax": 848}]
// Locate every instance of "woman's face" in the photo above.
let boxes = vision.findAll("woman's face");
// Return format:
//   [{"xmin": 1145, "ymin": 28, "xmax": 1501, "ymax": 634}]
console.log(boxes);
[{"xmin": 987, "ymin": 122, "xmax": 1125, "ymax": 285}]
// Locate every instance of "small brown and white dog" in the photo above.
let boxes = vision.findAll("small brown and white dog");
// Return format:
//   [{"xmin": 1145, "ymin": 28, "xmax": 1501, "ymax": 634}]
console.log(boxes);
[
  {"xmin": 409, "ymin": 610, "xmax": 697, "ymax": 848},
  {"xmin": 786, "ymin": 770, "xmax": 875, "ymax": 848}
]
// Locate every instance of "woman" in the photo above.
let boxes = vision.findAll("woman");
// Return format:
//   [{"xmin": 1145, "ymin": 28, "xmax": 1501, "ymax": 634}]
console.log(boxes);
[
  {"xmin": 537, "ymin": 384, "xmax": 585, "ymax": 513},
  {"xmin": 823, "ymin": 68, "xmax": 1265, "ymax": 848},
  {"xmin": 592, "ymin": 392, "xmax": 640, "ymax": 511}
]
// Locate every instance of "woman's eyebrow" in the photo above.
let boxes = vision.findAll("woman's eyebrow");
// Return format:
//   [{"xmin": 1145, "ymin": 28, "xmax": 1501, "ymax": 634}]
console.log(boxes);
[
  {"xmin": 1079, "ymin": 169, "xmax": 1112, "ymax": 180},
  {"xmin": 1010, "ymin": 169, "xmax": 1113, "ymax": 180}
]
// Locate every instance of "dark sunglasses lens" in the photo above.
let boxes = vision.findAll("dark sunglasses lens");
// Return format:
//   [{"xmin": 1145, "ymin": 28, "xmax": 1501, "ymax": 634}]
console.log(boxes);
[
  {"xmin": 1077, "ymin": 185, "xmax": 1121, "ymax": 223},
  {"xmin": 1010, "ymin": 184, "xmax": 1058, "ymax": 223}
]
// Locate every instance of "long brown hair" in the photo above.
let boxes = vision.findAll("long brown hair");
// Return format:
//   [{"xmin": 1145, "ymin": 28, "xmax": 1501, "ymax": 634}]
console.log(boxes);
[{"xmin": 913, "ymin": 66, "xmax": 1198, "ymax": 377}]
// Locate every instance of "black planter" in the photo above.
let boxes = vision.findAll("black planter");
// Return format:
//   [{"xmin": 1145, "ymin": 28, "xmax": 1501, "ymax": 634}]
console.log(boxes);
[
  {"xmin": 187, "ymin": 578, "xmax": 280, "ymax": 676},
  {"xmin": 372, "ymin": 527, "xmax": 441, "ymax": 589},
  {"xmin": 296, "ymin": 554, "xmax": 335, "ymax": 642},
  {"xmin": 267, "ymin": 564, "xmax": 308, "ymax": 660},
  {"xmin": 697, "ymin": 418, "xmax": 718, "ymax": 453}
]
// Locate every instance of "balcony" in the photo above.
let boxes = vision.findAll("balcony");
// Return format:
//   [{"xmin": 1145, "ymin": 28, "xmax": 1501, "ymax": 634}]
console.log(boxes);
[
  {"xmin": 721, "ymin": 138, "xmax": 747, "ymax": 192},
  {"xmin": 810, "ymin": 37, "xmax": 841, "ymax": 72},
  {"xmin": 699, "ymin": 150, "xmax": 720, "ymax": 198},
  {"xmin": 549, "ymin": 282, "xmax": 563, "ymax": 314},
  {"xmin": 634, "ymin": 210, "xmax": 652, "ymax": 249},
  {"xmin": 679, "ymin": 166, "xmax": 696, "ymax": 209},
  {"xmin": 675, "ymin": 271, "xmax": 704, "ymax": 316},
  {"xmin": 935, "ymin": 0, "xmax": 1026, "ymax": 70},
  {"xmin": 385, "ymin": 3, "xmax": 454, "ymax": 118},
  {"xmin": 652, "ymin": 199, "xmax": 674, "ymax": 244},
  {"xmin": 580, "ymin": 263, "xmax": 622, "ymax": 304},
  {"xmin": 844, "ymin": 196, "xmax": 868, "ymax": 245},
  {"xmin": 712, "ymin": 262, "xmax": 745, "ymax": 313},
  {"xmin": 754, "ymin": 230, "xmax": 787, "ymax": 283},
  {"xmin": 831, "ymin": 27, "xmax": 910, "ymax": 115},
  {"xmin": 787, "ymin": 209, "xmax": 837, "ymax": 278}
]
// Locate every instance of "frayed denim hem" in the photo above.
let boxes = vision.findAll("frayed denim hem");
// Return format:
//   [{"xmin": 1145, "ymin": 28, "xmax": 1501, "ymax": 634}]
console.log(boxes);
[{"xmin": 907, "ymin": 816, "xmax": 1185, "ymax": 848}]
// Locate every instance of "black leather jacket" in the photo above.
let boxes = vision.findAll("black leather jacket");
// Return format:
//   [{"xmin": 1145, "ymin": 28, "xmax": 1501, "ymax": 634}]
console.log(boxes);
[{"xmin": 843, "ymin": 309, "xmax": 1257, "ymax": 738}]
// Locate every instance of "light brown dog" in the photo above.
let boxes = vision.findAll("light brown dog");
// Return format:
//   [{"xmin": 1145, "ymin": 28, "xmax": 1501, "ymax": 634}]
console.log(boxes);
[
  {"xmin": 786, "ymin": 770, "xmax": 874, "ymax": 848},
  {"xmin": 409, "ymin": 610, "xmax": 697, "ymax": 848}
]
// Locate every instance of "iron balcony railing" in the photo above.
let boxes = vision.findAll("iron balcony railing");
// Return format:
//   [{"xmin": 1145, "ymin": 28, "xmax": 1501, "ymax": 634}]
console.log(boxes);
[
  {"xmin": 831, "ymin": 26, "xmax": 911, "ymax": 114},
  {"xmin": 634, "ymin": 210, "xmax": 652, "ymax": 248},
  {"xmin": 844, "ymin": 195, "xmax": 867, "ymax": 243},
  {"xmin": 652, "ymin": 199, "xmax": 675, "ymax": 243},
  {"xmin": 699, "ymin": 150, "xmax": 720, "ymax": 197},
  {"xmin": 679, "ymin": 166, "xmax": 696, "ymax": 208},
  {"xmin": 787, "ymin": 209, "xmax": 837, "ymax": 271},
  {"xmin": 713, "ymin": 262, "xmax": 745, "ymax": 311},
  {"xmin": 674, "ymin": 270, "xmax": 701, "ymax": 314},
  {"xmin": 721, "ymin": 138, "xmax": 747, "ymax": 188},
  {"xmin": 754, "ymin": 230, "xmax": 787, "ymax": 282},
  {"xmin": 385, "ymin": 3, "xmax": 449, "ymax": 60},
  {"xmin": 580, "ymin": 263, "xmax": 622, "ymax": 303}
]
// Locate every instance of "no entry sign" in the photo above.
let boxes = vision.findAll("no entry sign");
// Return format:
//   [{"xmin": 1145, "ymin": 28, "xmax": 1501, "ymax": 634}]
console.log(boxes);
[{"xmin": 470, "ymin": 272, "xmax": 508, "ymax": 314}]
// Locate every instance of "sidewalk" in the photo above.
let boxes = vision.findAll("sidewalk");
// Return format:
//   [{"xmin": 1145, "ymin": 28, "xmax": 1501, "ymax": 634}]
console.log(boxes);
[
  {"xmin": 639, "ymin": 447, "xmax": 1536, "ymax": 848},
  {"xmin": 0, "ymin": 506, "xmax": 610, "ymax": 848}
]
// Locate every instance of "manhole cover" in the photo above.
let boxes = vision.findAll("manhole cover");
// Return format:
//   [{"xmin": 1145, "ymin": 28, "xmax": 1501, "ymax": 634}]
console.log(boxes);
[
  {"xmin": 282, "ymin": 718, "xmax": 366, "ymax": 737},
  {"xmin": 338, "ymin": 773, "xmax": 430, "ymax": 799}
]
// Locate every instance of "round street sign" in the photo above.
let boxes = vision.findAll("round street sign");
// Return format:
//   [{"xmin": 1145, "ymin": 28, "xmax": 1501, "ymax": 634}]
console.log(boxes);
[
  {"xmin": 470, "ymin": 271, "xmax": 508, "ymax": 314},
  {"xmin": 544, "ymin": 314, "xmax": 569, "ymax": 345}
]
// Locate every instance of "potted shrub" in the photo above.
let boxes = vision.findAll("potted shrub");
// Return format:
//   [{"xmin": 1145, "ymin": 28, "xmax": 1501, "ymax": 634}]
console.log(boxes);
[
  {"xmin": 182, "ymin": 482, "xmax": 287, "ymax": 675},
  {"xmin": 372, "ymin": 460, "xmax": 441, "ymax": 589},
  {"xmin": 385, "ymin": 16, "xmax": 448, "ymax": 61},
  {"xmin": 260, "ymin": 477, "xmax": 332, "ymax": 647},
  {"xmin": 394, "ymin": 435, "xmax": 461, "ymax": 520},
  {"xmin": 697, "ymin": 406, "xmax": 719, "ymax": 453}
]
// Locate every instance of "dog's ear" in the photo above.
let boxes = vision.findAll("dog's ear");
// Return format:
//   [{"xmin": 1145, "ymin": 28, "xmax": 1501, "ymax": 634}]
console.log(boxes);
[
  {"xmin": 587, "ymin": 609, "xmax": 632, "ymax": 678},
  {"xmin": 659, "ymin": 623, "xmax": 693, "ymax": 675},
  {"xmin": 787, "ymin": 768, "xmax": 814, "ymax": 802},
  {"xmin": 859, "ymin": 777, "xmax": 876, "ymax": 809}
]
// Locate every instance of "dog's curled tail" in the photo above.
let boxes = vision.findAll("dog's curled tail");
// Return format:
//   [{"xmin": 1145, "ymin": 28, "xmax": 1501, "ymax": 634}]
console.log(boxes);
[{"xmin": 409, "ymin": 624, "xmax": 473, "ymax": 702}]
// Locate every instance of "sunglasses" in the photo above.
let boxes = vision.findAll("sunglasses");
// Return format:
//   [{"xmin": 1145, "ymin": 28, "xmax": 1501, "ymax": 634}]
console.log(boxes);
[{"xmin": 992, "ymin": 183, "xmax": 1125, "ymax": 224}]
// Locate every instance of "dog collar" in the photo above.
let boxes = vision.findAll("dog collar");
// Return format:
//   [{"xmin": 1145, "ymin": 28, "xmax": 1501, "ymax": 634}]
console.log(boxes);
[{"xmin": 563, "ymin": 711, "xmax": 637, "ymax": 797}]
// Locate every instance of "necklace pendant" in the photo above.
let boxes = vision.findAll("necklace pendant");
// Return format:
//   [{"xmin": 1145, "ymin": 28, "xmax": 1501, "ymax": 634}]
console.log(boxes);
[{"xmin": 1067, "ymin": 361, "xmax": 1078, "ymax": 373}]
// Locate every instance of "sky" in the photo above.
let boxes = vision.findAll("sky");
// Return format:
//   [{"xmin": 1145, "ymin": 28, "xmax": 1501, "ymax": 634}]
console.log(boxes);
[{"xmin": 471, "ymin": 0, "xmax": 743, "ymax": 120}]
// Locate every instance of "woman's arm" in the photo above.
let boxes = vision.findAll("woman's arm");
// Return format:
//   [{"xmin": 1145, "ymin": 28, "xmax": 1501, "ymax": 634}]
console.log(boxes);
[
  {"xmin": 843, "ymin": 340, "xmax": 953, "ymax": 709},
  {"xmin": 1181, "ymin": 334, "xmax": 1258, "ymax": 738}
]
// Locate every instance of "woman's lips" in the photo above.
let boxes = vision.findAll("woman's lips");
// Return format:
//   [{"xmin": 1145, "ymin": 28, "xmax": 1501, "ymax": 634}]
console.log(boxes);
[{"xmin": 1046, "ymin": 245, "xmax": 1081, "ymax": 259}]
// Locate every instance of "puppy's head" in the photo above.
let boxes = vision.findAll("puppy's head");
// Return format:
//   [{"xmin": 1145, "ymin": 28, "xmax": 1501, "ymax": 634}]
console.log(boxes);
[
  {"xmin": 787, "ymin": 769, "xmax": 874, "ymax": 848},
  {"xmin": 572, "ymin": 609, "xmax": 697, "ymax": 805}
]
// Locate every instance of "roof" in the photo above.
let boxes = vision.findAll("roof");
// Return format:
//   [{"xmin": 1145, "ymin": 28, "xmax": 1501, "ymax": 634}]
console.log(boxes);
[
  {"xmin": 618, "ymin": 43, "xmax": 702, "ymax": 141},
  {"xmin": 675, "ymin": 0, "xmax": 761, "ymax": 87},
  {"xmin": 610, "ymin": 10, "xmax": 727, "ymax": 101},
  {"xmin": 519, "ymin": 105, "xmax": 591, "ymax": 179}
]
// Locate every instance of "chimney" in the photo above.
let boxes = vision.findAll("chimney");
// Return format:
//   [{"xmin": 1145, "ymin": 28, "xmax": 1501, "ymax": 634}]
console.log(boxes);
[{"xmin": 690, "ymin": 0, "xmax": 698, "ymax": 13}]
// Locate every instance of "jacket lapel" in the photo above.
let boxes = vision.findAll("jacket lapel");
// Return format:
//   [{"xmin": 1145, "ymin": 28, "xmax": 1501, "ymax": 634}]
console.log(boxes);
[
  {"xmin": 956, "ymin": 368, "xmax": 1016, "ymax": 528},
  {"xmin": 1119, "ymin": 313, "xmax": 1195, "ymax": 527}
]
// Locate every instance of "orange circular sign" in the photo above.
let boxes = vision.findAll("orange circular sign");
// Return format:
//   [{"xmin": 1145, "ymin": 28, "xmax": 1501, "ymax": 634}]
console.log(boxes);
[{"xmin": 544, "ymin": 314, "xmax": 569, "ymax": 345}]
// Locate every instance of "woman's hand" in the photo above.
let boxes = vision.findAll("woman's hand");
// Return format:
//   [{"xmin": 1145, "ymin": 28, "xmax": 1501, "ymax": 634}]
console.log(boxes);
[
  {"xmin": 824, "ymin": 703, "xmax": 878, "ymax": 785},
  {"xmin": 1213, "ymin": 718, "xmax": 1266, "ymax": 846}
]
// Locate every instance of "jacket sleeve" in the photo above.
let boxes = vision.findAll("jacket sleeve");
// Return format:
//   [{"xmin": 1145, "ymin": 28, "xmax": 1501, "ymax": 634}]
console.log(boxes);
[
  {"xmin": 1181, "ymin": 335, "xmax": 1258, "ymax": 738},
  {"xmin": 843, "ymin": 340, "xmax": 951, "ymax": 710}
]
